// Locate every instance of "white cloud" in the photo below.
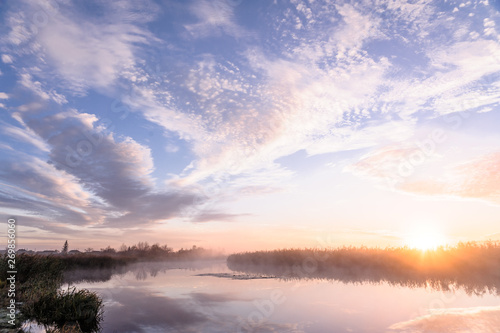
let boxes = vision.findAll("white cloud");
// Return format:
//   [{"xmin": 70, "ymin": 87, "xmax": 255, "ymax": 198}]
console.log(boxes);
[
  {"xmin": 4, "ymin": 10, "xmax": 32, "ymax": 46},
  {"xmin": 399, "ymin": 151, "xmax": 500, "ymax": 205},
  {"xmin": 0, "ymin": 148, "xmax": 101, "ymax": 229},
  {"xmin": 165, "ymin": 144, "xmax": 179, "ymax": 153},
  {"xmin": 19, "ymin": 73, "xmax": 67, "ymax": 104},
  {"xmin": 38, "ymin": 19, "xmax": 151, "ymax": 93},
  {"xmin": 2, "ymin": 0, "xmax": 499, "ymax": 209},
  {"xmin": 308, "ymin": 120, "xmax": 416, "ymax": 156},
  {"xmin": 124, "ymin": 0, "xmax": 476, "ymax": 188},
  {"xmin": 1, "ymin": 54, "xmax": 13, "ymax": 63},
  {"xmin": 348, "ymin": 145, "xmax": 500, "ymax": 206},
  {"xmin": 1, "ymin": 121, "xmax": 51, "ymax": 152},
  {"xmin": 0, "ymin": 92, "xmax": 8, "ymax": 99},
  {"xmin": 431, "ymin": 40, "xmax": 500, "ymax": 80},
  {"xmin": 0, "ymin": 106, "xmax": 202, "ymax": 228},
  {"xmin": 383, "ymin": 0, "xmax": 435, "ymax": 38},
  {"xmin": 333, "ymin": 3, "xmax": 382, "ymax": 58},
  {"xmin": 483, "ymin": 18, "xmax": 497, "ymax": 36},
  {"xmin": 4, "ymin": 0, "xmax": 158, "ymax": 96},
  {"xmin": 6, "ymin": 154, "xmax": 92, "ymax": 208},
  {"xmin": 185, "ymin": 56, "xmax": 249, "ymax": 102},
  {"xmin": 376, "ymin": 37, "xmax": 500, "ymax": 120},
  {"xmin": 184, "ymin": 0, "xmax": 246, "ymax": 38}
]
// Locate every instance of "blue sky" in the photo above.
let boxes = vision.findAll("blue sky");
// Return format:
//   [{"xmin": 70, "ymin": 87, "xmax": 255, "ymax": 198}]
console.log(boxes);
[{"xmin": 0, "ymin": 0, "xmax": 499, "ymax": 251}]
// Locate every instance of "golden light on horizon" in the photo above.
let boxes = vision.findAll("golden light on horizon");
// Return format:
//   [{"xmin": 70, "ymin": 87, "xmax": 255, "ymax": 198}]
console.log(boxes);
[{"xmin": 404, "ymin": 225, "xmax": 448, "ymax": 251}]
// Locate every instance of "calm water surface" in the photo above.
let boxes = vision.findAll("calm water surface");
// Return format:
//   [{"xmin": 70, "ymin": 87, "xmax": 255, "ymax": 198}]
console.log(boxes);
[{"xmin": 29, "ymin": 260, "xmax": 500, "ymax": 333}]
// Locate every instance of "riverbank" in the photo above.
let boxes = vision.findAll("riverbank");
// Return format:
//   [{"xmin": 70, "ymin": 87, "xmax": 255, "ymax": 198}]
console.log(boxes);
[
  {"xmin": 0, "ymin": 254, "xmax": 106, "ymax": 332},
  {"xmin": 0, "ymin": 245, "xmax": 226, "ymax": 332}
]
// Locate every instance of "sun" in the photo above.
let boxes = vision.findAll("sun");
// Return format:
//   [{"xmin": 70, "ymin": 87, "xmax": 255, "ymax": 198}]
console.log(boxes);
[{"xmin": 405, "ymin": 225, "xmax": 448, "ymax": 251}]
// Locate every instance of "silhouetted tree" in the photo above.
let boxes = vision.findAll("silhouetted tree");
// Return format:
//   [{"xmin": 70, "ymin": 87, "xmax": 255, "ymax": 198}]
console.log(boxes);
[
  {"xmin": 101, "ymin": 246, "xmax": 116, "ymax": 254},
  {"xmin": 62, "ymin": 240, "xmax": 68, "ymax": 255}
]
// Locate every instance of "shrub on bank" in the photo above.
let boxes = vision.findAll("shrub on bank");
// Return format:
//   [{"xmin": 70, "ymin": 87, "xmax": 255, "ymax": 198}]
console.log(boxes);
[
  {"xmin": 0, "ymin": 254, "xmax": 103, "ymax": 332},
  {"xmin": 24, "ymin": 288, "xmax": 102, "ymax": 333}
]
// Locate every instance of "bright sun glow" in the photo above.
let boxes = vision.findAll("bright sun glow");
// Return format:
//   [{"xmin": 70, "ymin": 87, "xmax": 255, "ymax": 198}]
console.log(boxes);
[{"xmin": 405, "ymin": 225, "xmax": 448, "ymax": 251}]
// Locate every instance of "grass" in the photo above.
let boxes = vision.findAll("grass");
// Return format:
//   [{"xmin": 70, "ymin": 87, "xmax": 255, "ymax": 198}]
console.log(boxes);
[
  {"xmin": 0, "ymin": 254, "xmax": 63, "ymax": 310},
  {"xmin": 227, "ymin": 241, "xmax": 500, "ymax": 295},
  {"xmin": 0, "ymin": 254, "xmax": 104, "ymax": 332},
  {"xmin": 23, "ymin": 288, "xmax": 102, "ymax": 333}
]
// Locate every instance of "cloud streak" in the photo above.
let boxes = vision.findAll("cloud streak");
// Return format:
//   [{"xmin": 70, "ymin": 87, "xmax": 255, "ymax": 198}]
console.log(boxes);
[
  {"xmin": 349, "ymin": 147, "xmax": 500, "ymax": 206},
  {"xmin": 0, "ymin": 103, "xmax": 201, "ymax": 229}
]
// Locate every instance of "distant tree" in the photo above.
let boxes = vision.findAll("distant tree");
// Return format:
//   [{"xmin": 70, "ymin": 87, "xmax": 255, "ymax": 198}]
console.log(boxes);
[
  {"xmin": 84, "ymin": 247, "xmax": 93, "ymax": 253},
  {"xmin": 161, "ymin": 244, "xmax": 172, "ymax": 253},
  {"xmin": 101, "ymin": 246, "xmax": 116, "ymax": 254},
  {"xmin": 62, "ymin": 240, "xmax": 68, "ymax": 255},
  {"xmin": 150, "ymin": 243, "xmax": 161, "ymax": 255},
  {"xmin": 119, "ymin": 244, "xmax": 128, "ymax": 252},
  {"xmin": 137, "ymin": 242, "xmax": 150, "ymax": 252}
]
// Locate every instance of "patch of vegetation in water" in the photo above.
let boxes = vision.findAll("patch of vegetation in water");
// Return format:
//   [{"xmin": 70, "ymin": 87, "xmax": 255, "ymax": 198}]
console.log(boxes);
[
  {"xmin": 23, "ymin": 288, "xmax": 102, "ymax": 333},
  {"xmin": 195, "ymin": 272, "xmax": 277, "ymax": 280}
]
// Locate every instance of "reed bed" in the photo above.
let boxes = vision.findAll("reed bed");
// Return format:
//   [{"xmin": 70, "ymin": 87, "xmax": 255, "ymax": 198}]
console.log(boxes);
[
  {"xmin": 0, "ymin": 254, "xmax": 104, "ymax": 332},
  {"xmin": 227, "ymin": 242, "xmax": 500, "ymax": 295}
]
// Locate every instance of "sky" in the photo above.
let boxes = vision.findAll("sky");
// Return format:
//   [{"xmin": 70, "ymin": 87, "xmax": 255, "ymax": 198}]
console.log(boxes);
[{"xmin": 0, "ymin": 0, "xmax": 499, "ymax": 252}]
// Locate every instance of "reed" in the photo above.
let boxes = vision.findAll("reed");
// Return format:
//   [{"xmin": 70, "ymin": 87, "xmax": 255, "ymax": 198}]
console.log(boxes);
[
  {"xmin": 23, "ymin": 287, "xmax": 103, "ymax": 333},
  {"xmin": 0, "ymin": 254, "xmax": 103, "ymax": 332},
  {"xmin": 227, "ymin": 241, "xmax": 500, "ymax": 295}
]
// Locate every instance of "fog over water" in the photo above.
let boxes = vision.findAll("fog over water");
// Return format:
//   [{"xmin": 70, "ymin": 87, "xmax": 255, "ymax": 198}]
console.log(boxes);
[
  {"xmin": 37, "ymin": 255, "xmax": 499, "ymax": 333},
  {"xmin": 227, "ymin": 247, "xmax": 500, "ymax": 296}
]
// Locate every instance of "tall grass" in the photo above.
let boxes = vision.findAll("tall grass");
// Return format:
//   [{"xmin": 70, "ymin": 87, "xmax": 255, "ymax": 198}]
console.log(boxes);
[
  {"xmin": 23, "ymin": 287, "xmax": 102, "ymax": 333},
  {"xmin": 0, "ymin": 254, "xmax": 64, "ymax": 309},
  {"xmin": 0, "ymin": 254, "xmax": 103, "ymax": 332},
  {"xmin": 227, "ymin": 242, "xmax": 500, "ymax": 295}
]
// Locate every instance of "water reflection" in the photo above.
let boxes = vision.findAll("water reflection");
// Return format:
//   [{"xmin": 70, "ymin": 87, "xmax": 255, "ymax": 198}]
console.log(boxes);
[
  {"xmin": 102, "ymin": 289, "xmax": 205, "ymax": 332},
  {"xmin": 98, "ymin": 288, "xmax": 304, "ymax": 333},
  {"xmin": 227, "ymin": 260, "xmax": 500, "ymax": 296},
  {"xmin": 68, "ymin": 262, "xmax": 307, "ymax": 332},
  {"xmin": 68, "ymin": 261, "xmax": 500, "ymax": 333},
  {"xmin": 64, "ymin": 260, "xmax": 224, "ymax": 284}
]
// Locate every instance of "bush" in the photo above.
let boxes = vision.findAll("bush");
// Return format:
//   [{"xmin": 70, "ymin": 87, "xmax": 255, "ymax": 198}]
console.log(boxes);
[
  {"xmin": 0, "ymin": 254, "xmax": 103, "ymax": 331},
  {"xmin": 25, "ymin": 288, "xmax": 103, "ymax": 333}
]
